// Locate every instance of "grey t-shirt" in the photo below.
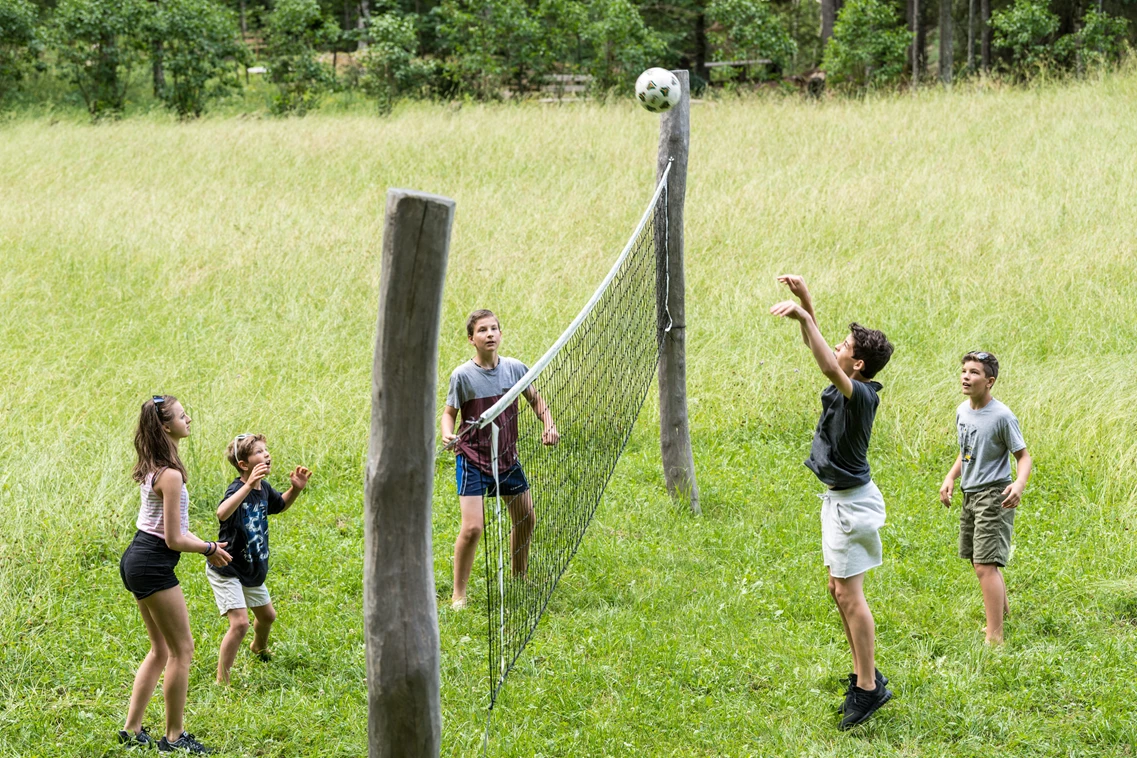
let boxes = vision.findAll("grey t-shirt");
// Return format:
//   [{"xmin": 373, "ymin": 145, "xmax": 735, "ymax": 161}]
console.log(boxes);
[
  {"xmin": 446, "ymin": 357, "xmax": 530, "ymax": 473},
  {"xmin": 956, "ymin": 398, "xmax": 1026, "ymax": 493}
]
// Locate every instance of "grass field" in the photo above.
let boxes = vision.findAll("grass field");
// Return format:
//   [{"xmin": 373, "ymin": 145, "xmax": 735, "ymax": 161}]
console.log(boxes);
[{"xmin": 3, "ymin": 72, "xmax": 1137, "ymax": 757}]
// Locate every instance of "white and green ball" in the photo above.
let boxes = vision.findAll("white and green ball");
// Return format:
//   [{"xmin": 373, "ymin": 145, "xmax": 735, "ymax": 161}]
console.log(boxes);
[{"xmin": 635, "ymin": 68, "xmax": 681, "ymax": 113}]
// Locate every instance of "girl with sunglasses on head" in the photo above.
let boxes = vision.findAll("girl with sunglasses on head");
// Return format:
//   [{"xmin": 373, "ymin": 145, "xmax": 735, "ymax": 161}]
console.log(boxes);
[{"xmin": 118, "ymin": 395, "xmax": 231, "ymax": 754}]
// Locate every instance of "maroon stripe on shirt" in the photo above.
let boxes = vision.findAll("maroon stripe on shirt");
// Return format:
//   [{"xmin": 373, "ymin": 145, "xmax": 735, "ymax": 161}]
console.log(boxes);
[{"xmin": 456, "ymin": 395, "xmax": 521, "ymax": 474}]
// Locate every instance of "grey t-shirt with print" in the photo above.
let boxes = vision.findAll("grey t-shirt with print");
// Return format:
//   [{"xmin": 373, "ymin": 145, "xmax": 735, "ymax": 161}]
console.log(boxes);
[{"xmin": 956, "ymin": 398, "xmax": 1026, "ymax": 493}]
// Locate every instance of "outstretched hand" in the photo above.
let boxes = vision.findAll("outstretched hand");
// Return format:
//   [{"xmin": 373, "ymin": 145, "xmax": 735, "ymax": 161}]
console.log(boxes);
[
  {"xmin": 770, "ymin": 300, "xmax": 808, "ymax": 321},
  {"xmin": 289, "ymin": 466, "xmax": 312, "ymax": 491},
  {"xmin": 777, "ymin": 274, "xmax": 811, "ymax": 303}
]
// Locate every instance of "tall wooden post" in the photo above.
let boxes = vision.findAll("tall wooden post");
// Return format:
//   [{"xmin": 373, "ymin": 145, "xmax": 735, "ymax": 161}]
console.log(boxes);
[
  {"xmin": 657, "ymin": 70, "xmax": 700, "ymax": 516},
  {"xmin": 939, "ymin": 0, "xmax": 953, "ymax": 84},
  {"xmin": 364, "ymin": 189, "xmax": 452, "ymax": 758}
]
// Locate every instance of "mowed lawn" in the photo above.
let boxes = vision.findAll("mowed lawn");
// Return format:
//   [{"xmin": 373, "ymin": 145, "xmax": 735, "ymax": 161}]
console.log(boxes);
[{"xmin": 2, "ymin": 73, "xmax": 1137, "ymax": 757}]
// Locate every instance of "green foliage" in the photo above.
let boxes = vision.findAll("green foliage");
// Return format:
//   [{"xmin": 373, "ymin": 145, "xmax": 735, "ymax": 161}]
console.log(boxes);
[
  {"xmin": 147, "ymin": 0, "xmax": 247, "ymax": 119},
  {"xmin": 821, "ymin": 0, "xmax": 912, "ymax": 89},
  {"xmin": 51, "ymin": 0, "xmax": 150, "ymax": 118},
  {"xmin": 580, "ymin": 0, "xmax": 664, "ymax": 93},
  {"xmin": 991, "ymin": 0, "xmax": 1060, "ymax": 73},
  {"xmin": 0, "ymin": 0, "xmax": 40, "ymax": 104},
  {"xmin": 707, "ymin": 0, "xmax": 797, "ymax": 77},
  {"xmin": 435, "ymin": 0, "xmax": 549, "ymax": 99},
  {"xmin": 1055, "ymin": 9, "xmax": 1130, "ymax": 71},
  {"xmin": 265, "ymin": 0, "xmax": 337, "ymax": 115},
  {"xmin": 358, "ymin": 11, "xmax": 421, "ymax": 114}
]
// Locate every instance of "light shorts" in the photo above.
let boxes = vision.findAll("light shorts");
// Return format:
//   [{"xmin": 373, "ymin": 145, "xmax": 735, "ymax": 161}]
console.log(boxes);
[
  {"xmin": 819, "ymin": 480, "xmax": 886, "ymax": 579},
  {"xmin": 960, "ymin": 483, "xmax": 1015, "ymax": 566},
  {"xmin": 206, "ymin": 566, "xmax": 271, "ymax": 615}
]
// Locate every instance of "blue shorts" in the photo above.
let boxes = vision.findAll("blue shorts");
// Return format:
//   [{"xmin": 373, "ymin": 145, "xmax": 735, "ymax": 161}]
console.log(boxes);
[{"xmin": 455, "ymin": 455, "xmax": 529, "ymax": 497}]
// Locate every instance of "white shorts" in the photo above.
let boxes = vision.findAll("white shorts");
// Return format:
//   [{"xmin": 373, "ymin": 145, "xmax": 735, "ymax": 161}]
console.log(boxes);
[
  {"xmin": 819, "ymin": 481, "xmax": 886, "ymax": 579},
  {"xmin": 206, "ymin": 567, "xmax": 271, "ymax": 615}
]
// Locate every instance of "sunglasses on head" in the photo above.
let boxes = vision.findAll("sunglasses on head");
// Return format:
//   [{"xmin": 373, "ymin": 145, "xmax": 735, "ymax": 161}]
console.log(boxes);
[
  {"xmin": 153, "ymin": 395, "xmax": 165, "ymax": 404},
  {"xmin": 967, "ymin": 352, "xmax": 991, "ymax": 361}
]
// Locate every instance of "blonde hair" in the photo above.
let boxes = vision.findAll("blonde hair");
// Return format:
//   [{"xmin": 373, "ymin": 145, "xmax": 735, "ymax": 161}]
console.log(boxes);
[{"xmin": 226, "ymin": 433, "xmax": 266, "ymax": 472}]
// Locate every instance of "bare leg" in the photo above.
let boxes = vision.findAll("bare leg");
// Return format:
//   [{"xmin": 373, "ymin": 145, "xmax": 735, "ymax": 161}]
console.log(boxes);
[
  {"xmin": 506, "ymin": 492, "xmax": 535, "ymax": 576},
  {"xmin": 249, "ymin": 603, "xmax": 276, "ymax": 656},
  {"xmin": 974, "ymin": 563, "xmax": 1006, "ymax": 644},
  {"xmin": 138, "ymin": 586, "xmax": 195, "ymax": 741},
  {"xmin": 831, "ymin": 573, "xmax": 875, "ymax": 691},
  {"xmin": 216, "ymin": 609, "xmax": 250, "ymax": 684},
  {"xmin": 452, "ymin": 495, "xmax": 485, "ymax": 604},
  {"xmin": 124, "ymin": 600, "xmax": 170, "ymax": 733},
  {"xmin": 829, "ymin": 575, "xmax": 858, "ymax": 679}
]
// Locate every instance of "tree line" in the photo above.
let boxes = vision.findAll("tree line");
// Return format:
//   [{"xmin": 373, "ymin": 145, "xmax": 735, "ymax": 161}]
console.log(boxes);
[{"xmin": 1, "ymin": 0, "xmax": 1133, "ymax": 119}]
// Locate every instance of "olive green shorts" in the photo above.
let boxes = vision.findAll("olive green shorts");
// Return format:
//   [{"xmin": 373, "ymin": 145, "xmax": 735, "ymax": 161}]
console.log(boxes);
[{"xmin": 959, "ymin": 484, "xmax": 1016, "ymax": 567}]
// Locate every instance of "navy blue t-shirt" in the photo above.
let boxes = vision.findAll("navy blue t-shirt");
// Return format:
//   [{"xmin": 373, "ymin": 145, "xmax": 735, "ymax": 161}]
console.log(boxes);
[
  {"xmin": 805, "ymin": 380, "xmax": 882, "ymax": 490},
  {"xmin": 208, "ymin": 478, "xmax": 287, "ymax": 587}
]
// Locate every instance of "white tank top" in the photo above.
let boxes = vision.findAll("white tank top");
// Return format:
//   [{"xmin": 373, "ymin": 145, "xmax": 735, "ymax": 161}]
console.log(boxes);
[{"xmin": 137, "ymin": 470, "xmax": 190, "ymax": 540}]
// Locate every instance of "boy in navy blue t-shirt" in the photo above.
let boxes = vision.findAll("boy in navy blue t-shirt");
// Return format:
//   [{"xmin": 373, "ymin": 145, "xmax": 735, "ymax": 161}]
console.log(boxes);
[
  {"xmin": 208, "ymin": 433, "xmax": 311, "ymax": 684},
  {"xmin": 771, "ymin": 275, "xmax": 895, "ymax": 730}
]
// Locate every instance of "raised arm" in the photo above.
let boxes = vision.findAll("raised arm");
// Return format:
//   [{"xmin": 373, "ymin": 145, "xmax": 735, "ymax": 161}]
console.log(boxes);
[
  {"xmin": 769, "ymin": 300, "xmax": 854, "ymax": 398},
  {"xmin": 777, "ymin": 275, "xmax": 818, "ymax": 346},
  {"xmin": 217, "ymin": 462, "xmax": 268, "ymax": 521}
]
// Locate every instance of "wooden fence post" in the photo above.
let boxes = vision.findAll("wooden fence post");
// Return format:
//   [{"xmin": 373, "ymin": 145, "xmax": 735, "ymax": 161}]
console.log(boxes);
[
  {"xmin": 657, "ymin": 70, "xmax": 700, "ymax": 516},
  {"xmin": 364, "ymin": 189, "xmax": 453, "ymax": 758}
]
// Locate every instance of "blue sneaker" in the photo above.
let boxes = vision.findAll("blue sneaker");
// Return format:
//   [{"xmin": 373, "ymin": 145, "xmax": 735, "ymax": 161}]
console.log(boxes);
[
  {"xmin": 157, "ymin": 732, "xmax": 216, "ymax": 754},
  {"xmin": 117, "ymin": 726, "xmax": 155, "ymax": 749}
]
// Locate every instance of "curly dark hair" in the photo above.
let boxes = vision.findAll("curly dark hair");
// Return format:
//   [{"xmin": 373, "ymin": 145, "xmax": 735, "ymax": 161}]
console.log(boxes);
[
  {"xmin": 849, "ymin": 323, "xmax": 894, "ymax": 379},
  {"xmin": 962, "ymin": 351, "xmax": 999, "ymax": 379}
]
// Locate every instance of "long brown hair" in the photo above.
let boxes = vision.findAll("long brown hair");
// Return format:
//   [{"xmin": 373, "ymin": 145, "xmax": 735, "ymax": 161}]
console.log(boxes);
[{"xmin": 132, "ymin": 395, "xmax": 188, "ymax": 483}]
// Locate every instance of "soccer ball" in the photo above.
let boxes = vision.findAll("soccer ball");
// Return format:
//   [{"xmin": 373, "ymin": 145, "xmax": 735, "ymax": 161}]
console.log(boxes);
[{"xmin": 635, "ymin": 68, "xmax": 681, "ymax": 113}]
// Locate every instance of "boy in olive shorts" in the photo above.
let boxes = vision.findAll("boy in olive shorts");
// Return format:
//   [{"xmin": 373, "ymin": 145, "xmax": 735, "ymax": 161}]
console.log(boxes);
[{"xmin": 939, "ymin": 351, "xmax": 1032, "ymax": 645}]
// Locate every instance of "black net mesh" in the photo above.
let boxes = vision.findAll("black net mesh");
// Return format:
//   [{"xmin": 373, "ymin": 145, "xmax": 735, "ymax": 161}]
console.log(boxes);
[{"xmin": 457, "ymin": 173, "xmax": 670, "ymax": 708}]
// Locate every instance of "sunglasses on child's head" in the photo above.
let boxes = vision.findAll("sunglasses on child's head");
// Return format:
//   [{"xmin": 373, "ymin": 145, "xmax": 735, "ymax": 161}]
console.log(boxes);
[
  {"xmin": 968, "ymin": 352, "xmax": 991, "ymax": 361},
  {"xmin": 152, "ymin": 395, "xmax": 165, "ymax": 404}
]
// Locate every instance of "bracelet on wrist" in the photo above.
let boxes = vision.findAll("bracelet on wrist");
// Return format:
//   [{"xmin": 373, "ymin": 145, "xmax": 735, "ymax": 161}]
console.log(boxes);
[{"xmin": 204, "ymin": 541, "xmax": 214, "ymax": 557}]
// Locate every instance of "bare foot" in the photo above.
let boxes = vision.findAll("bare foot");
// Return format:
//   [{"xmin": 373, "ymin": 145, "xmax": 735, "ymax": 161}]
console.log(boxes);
[
  {"xmin": 451, "ymin": 596, "xmax": 468, "ymax": 610},
  {"xmin": 249, "ymin": 644, "xmax": 272, "ymax": 661}
]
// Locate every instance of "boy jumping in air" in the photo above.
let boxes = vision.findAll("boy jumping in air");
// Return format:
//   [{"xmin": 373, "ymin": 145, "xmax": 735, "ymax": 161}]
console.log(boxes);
[
  {"xmin": 939, "ymin": 351, "xmax": 1031, "ymax": 645},
  {"xmin": 770, "ymin": 275, "xmax": 895, "ymax": 730}
]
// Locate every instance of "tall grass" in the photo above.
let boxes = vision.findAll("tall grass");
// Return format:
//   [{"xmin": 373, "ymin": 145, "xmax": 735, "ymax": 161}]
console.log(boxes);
[{"xmin": 1, "ymin": 71, "xmax": 1136, "ymax": 756}]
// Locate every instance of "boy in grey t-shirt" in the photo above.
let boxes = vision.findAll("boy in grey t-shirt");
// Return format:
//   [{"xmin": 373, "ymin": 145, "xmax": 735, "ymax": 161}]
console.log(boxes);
[
  {"xmin": 939, "ymin": 351, "xmax": 1032, "ymax": 645},
  {"xmin": 441, "ymin": 309, "xmax": 558, "ymax": 610}
]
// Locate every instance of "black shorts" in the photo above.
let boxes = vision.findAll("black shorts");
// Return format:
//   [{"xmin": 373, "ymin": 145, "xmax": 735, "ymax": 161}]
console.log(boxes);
[{"xmin": 120, "ymin": 530, "xmax": 181, "ymax": 600}]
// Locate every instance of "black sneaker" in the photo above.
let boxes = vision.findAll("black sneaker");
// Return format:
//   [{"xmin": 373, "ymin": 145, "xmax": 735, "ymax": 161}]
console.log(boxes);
[
  {"xmin": 118, "ymin": 726, "xmax": 156, "ymax": 748},
  {"xmin": 839, "ymin": 683, "xmax": 892, "ymax": 730},
  {"xmin": 838, "ymin": 669, "xmax": 888, "ymax": 713},
  {"xmin": 157, "ymin": 732, "xmax": 216, "ymax": 754}
]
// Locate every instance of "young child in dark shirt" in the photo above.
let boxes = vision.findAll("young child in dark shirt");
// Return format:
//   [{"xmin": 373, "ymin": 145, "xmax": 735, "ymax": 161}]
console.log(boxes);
[
  {"xmin": 208, "ymin": 433, "xmax": 311, "ymax": 684},
  {"xmin": 770, "ymin": 275, "xmax": 895, "ymax": 730}
]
